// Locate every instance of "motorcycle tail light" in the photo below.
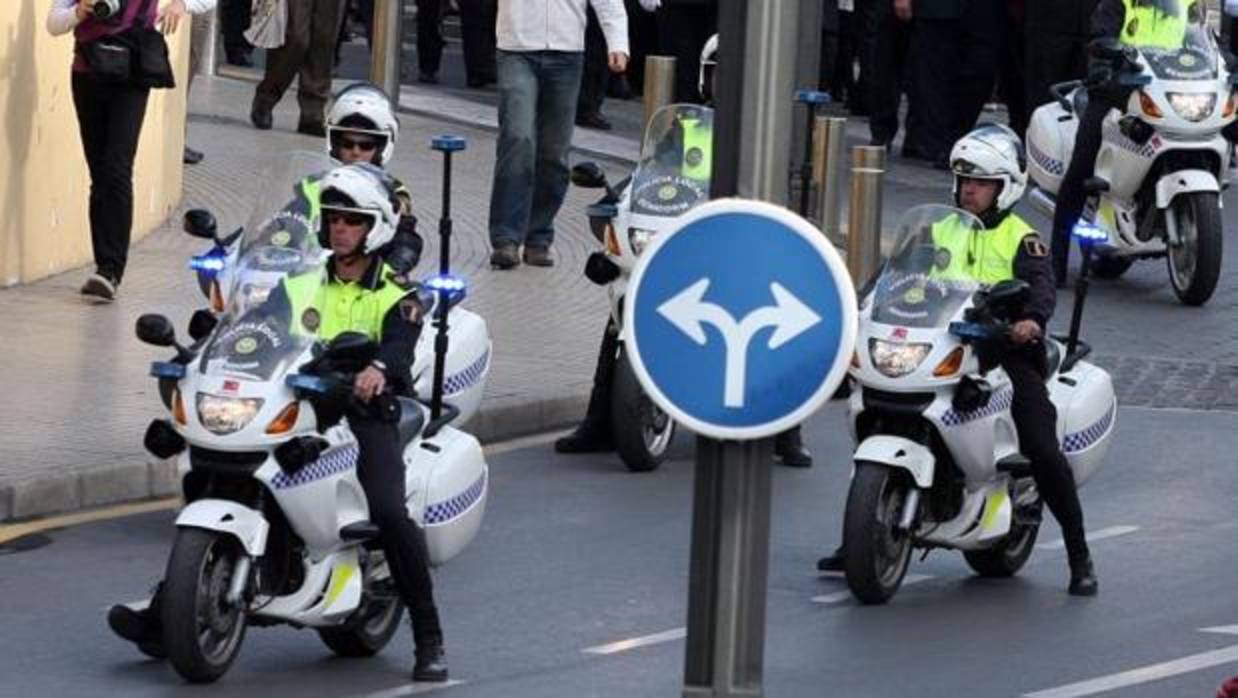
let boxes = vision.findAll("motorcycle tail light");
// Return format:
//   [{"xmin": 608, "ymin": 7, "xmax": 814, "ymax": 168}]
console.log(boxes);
[
  {"xmin": 173, "ymin": 388, "xmax": 188, "ymax": 426},
  {"xmin": 932, "ymin": 347, "xmax": 966, "ymax": 378},
  {"xmin": 1139, "ymin": 91, "xmax": 1163, "ymax": 119},
  {"xmin": 265, "ymin": 402, "xmax": 300, "ymax": 435}
]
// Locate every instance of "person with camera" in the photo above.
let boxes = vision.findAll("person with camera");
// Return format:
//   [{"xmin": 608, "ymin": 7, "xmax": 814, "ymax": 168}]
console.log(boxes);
[{"xmin": 47, "ymin": 0, "xmax": 211, "ymax": 302}]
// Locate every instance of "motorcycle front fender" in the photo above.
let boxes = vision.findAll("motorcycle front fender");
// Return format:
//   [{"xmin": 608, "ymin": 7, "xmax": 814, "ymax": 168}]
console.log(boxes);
[
  {"xmin": 853, "ymin": 435, "xmax": 935, "ymax": 489},
  {"xmin": 175, "ymin": 499, "xmax": 269, "ymax": 556},
  {"xmin": 1155, "ymin": 169, "xmax": 1219, "ymax": 209}
]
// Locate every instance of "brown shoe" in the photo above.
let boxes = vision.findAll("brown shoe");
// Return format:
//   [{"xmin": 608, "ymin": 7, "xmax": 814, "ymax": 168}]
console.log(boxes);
[
  {"xmin": 490, "ymin": 243, "xmax": 520, "ymax": 270},
  {"xmin": 522, "ymin": 246, "xmax": 554, "ymax": 267}
]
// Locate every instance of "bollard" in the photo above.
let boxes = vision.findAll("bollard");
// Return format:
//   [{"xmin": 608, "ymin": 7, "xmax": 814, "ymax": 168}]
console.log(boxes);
[
  {"xmin": 194, "ymin": 9, "xmax": 220, "ymax": 77},
  {"xmin": 371, "ymin": 0, "xmax": 403, "ymax": 103},
  {"xmin": 815, "ymin": 116, "xmax": 846, "ymax": 244},
  {"xmin": 847, "ymin": 145, "xmax": 886, "ymax": 288},
  {"xmin": 643, "ymin": 56, "xmax": 677, "ymax": 131},
  {"xmin": 792, "ymin": 90, "xmax": 830, "ymax": 218}
]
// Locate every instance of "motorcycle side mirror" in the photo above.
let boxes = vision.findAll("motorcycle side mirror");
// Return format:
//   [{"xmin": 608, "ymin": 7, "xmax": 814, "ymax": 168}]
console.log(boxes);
[
  {"xmin": 324, "ymin": 331, "xmax": 379, "ymax": 365},
  {"xmin": 136, "ymin": 314, "xmax": 177, "ymax": 347},
  {"xmin": 1089, "ymin": 38, "xmax": 1126, "ymax": 62},
  {"xmin": 183, "ymin": 209, "xmax": 218, "ymax": 241},
  {"xmin": 571, "ymin": 162, "xmax": 608, "ymax": 189},
  {"xmin": 187, "ymin": 309, "xmax": 219, "ymax": 342}
]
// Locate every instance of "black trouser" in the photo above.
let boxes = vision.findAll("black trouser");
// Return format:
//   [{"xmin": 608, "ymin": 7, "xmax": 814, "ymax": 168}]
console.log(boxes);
[
  {"xmin": 1003, "ymin": 349, "xmax": 1090, "ymax": 566},
  {"xmin": 624, "ymin": 0, "xmax": 660, "ymax": 95},
  {"xmin": 657, "ymin": 4, "xmax": 717, "ymax": 104},
  {"xmin": 909, "ymin": 0, "xmax": 1004, "ymax": 161},
  {"xmin": 577, "ymin": 6, "xmax": 609, "ymax": 118},
  {"xmin": 1050, "ymin": 89, "xmax": 1125, "ymax": 280},
  {"xmin": 255, "ymin": 0, "xmax": 346, "ymax": 121},
  {"xmin": 1023, "ymin": 30, "xmax": 1089, "ymax": 131},
  {"xmin": 578, "ymin": 318, "xmax": 621, "ymax": 435},
  {"xmin": 859, "ymin": 0, "xmax": 914, "ymax": 147},
  {"xmin": 458, "ymin": 0, "xmax": 497, "ymax": 83},
  {"xmin": 351, "ymin": 416, "xmax": 443, "ymax": 650},
  {"xmin": 71, "ymin": 72, "xmax": 150, "ymax": 284},
  {"xmin": 220, "ymin": 0, "xmax": 253, "ymax": 57},
  {"xmin": 415, "ymin": 0, "xmax": 445, "ymax": 75}
]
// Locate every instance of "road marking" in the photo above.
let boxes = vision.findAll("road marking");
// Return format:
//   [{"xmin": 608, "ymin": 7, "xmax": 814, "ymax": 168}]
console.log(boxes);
[
  {"xmin": 0, "ymin": 497, "xmax": 181, "ymax": 544},
  {"xmin": 354, "ymin": 680, "xmax": 466, "ymax": 697},
  {"xmin": 583, "ymin": 627, "xmax": 687, "ymax": 655},
  {"xmin": 1203, "ymin": 626, "xmax": 1238, "ymax": 636},
  {"xmin": 1023, "ymin": 645, "xmax": 1238, "ymax": 697},
  {"xmin": 483, "ymin": 429, "xmax": 571, "ymax": 457},
  {"xmin": 810, "ymin": 574, "xmax": 934, "ymax": 604},
  {"xmin": 1036, "ymin": 525, "xmax": 1140, "ymax": 551}
]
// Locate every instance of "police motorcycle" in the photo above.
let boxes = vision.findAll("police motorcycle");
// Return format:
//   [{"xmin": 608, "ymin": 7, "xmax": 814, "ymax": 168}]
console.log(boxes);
[
  {"xmin": 183, "ymin": 152, "xmax": 491, "ymax": 423},
  {"xmin": 1026, "ymin": 19, "xmax": 1236, "ymax": 305},
  {"xmin": 842, "ymin": 205, "xmax": 1116, "ymax": 605},
  {"xmin": 133, "ymin": 153, "xmax": 488, "ymax": 683},
  {"xmin": 567, "ymin": 104, "xmax": 714, "ymax": 471}
]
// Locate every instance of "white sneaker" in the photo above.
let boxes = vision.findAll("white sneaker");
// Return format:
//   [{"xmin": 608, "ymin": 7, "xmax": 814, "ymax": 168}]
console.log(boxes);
[{"xmin": 80, "ymin": 273, "xmax": 117, "ymax": 302}]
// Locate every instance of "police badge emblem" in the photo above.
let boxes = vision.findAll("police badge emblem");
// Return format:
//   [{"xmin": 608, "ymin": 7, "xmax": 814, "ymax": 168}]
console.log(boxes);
[{"xmin": 302, "ymin": 308, "xmax": 321, "ymax": 332}]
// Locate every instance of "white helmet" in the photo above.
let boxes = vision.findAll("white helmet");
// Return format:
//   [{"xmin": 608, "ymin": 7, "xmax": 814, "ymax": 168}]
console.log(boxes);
[
  {"xmin": 949, "ymin": 123, "xmax": 1028, "ymax": 225},
  {"xmin": 699, "ymin": 34, "xmax": 718, "ymax": 103},
  {"xmin": 327, "ymin": 82, "xmax": 400, "ymax": 166},
  {"xmin": 317, "ymin": 163, "xmax": 398, "ymax": 256}
]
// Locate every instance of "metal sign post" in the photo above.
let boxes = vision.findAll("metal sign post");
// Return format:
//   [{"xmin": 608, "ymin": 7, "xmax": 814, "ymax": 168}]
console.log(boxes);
[{"xmin": 371, "ymin": 0, "xmax": 403, "ymax": 103}]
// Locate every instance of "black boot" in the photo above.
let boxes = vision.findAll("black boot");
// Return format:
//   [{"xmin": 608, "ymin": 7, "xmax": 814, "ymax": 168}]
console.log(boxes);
[
  {"xmin": 107, "ymin": 586, "xmax": 166, "ymax": 657},
  {"xmin": 816, "ymin": 545, "xmax": 846, "ymax": 573},
  {"xmin": 556, "ymin": 322, "xmax": 619, "ymax": 455},
  {"xmin": 775, "ymin": 427, "xmax": 812, "ymax": 468},
  {"xmin": 555, "ymin": 422, "xmax": 614, "ymax": 453},
  {"xmin": 1068, "ymin": 556, "xmax": 1099, "ymax": 597},
  {"xmin": 413, "ymin": 645, "xmax": 449, "ymax": 682}
]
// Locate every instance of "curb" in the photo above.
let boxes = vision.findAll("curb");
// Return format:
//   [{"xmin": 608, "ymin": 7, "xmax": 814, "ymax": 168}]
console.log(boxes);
[{"xmin": 0, "ymin": 393, "xmax": 587, "ymax": 524}]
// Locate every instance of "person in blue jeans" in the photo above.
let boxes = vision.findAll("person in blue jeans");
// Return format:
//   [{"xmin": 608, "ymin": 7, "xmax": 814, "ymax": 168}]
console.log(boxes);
[{"xmin": 488, "ymin": 0, "xmax": 629, "ymax": 270}]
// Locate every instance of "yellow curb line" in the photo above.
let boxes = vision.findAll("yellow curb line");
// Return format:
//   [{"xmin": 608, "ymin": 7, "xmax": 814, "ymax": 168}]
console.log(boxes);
[{"xmin": 0, "ymin": 497, "xmax": 181, "ymax": 545}]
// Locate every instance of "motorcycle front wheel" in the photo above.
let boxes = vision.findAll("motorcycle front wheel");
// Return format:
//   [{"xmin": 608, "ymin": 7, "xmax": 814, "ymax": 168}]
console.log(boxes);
[
  {"xmin": 1167, "ymin": 191, "xmax": 1222, "ymax": 306},
  {"xmin": 843, "ymin": 463, "xmax": 914, "ymax": 605},
  {"xmin": 610, "ymin": 350, "xmax": 676, "ymax": 473},
  {"xmin": 161, "ymin": 529, "xmax": 248, "ymax": 683}
]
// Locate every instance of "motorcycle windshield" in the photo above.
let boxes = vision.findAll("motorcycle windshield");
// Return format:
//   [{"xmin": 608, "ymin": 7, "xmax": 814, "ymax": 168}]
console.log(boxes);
[
  {"xmin": 869, "ymin": 205, "xmax": 986, "ymax": 329},
  {"xmin": 229, "ymin": 151, "xmax": 333, "ymax": 315},
  {"xmin": 1139, "ymin": 16, "xmax": 1218, "ymax": 80},
  {"xmin": 630, "ymin": 104, "xmax": 715, "ymax": 218},
  {"xmin": 199, "ymin": 264, "xmax": 326, "ymax": 382}
]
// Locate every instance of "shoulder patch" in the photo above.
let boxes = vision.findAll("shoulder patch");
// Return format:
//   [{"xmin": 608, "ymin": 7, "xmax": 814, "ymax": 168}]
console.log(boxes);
[{"xmin": 1023, "ymin": 236, "xmax": 1048, "ymax": 258}]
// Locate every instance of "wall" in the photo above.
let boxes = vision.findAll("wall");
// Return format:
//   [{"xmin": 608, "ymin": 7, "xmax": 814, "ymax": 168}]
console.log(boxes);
[{"xmin": 0, "ymin": 1, "xmax": 189, "ymax": 286}]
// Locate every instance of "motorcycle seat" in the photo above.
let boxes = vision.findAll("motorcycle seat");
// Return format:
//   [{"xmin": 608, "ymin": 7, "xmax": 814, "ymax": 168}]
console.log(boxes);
[
  {"xmin": 997, "ymin": 454, "xmax": 1032, "ymax": 478},
  {"xmin": 397, "ymin": 397, "xmax": 426, "ymax": 447},
  {"xmin": 340, "ymin": 521, "xmax": 381, "ymax": 541}
]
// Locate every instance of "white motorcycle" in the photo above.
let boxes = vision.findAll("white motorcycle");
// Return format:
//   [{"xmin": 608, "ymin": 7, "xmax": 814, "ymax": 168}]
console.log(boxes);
[
  {"xmin": 134, "ymin": 155, "xmax": 490, "ymax": 683},
  {"xmin": 842, "ymin": 205, "xmax": 1117, "ymax": 604},
  {"xmin": 182, "ymin": 152, "xmax": 492, "ymax": 424},
  {"xmin": 1026, "ymin": 28, "xmax": 1236, "ymax": 305},
  {"xmin": 568, "ymin": 103, "xmax": 715, "ymax": 471}
]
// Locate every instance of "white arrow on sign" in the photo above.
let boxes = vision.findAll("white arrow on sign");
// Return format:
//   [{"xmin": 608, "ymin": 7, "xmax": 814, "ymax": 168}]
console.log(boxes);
[
  {"xmin": 657, "ymin": 278, "xmax": 822, "ymax": 408},
  {"xmin": 1024, "ymin": 625, "xmax": 1238, "ymax": 697}
]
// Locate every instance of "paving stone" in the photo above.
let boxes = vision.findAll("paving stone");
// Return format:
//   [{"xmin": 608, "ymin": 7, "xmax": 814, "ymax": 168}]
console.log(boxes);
[
  {"xmin": 79, "ymin": 463, "xmax": 151, "ymax": 509},
  {"xmin": 10, "ymin": 476, "xmax": 80, "ymax": 521}
]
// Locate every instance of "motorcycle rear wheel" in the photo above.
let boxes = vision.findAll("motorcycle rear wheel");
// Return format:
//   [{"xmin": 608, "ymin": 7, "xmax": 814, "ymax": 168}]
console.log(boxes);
[
  {"xmin": 162, "ymin": 529, "xmax": 248, "ymax": 683},
  {"xmin": 843, "ymin": 463, "xmax": 914, "ymax": 605},
  {"xmin": 963, "ymin": 501, "xmax": 1042, "ymax": 577},
  {"xmin": 318, "ymin": 562, "xmax": 404, "ymax": 657}
]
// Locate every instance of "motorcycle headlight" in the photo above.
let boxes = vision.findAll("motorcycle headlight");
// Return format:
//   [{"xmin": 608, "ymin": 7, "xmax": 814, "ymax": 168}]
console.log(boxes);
[
  {"xmin": 868, "ymin": 339, "xmax": 932, "ymax": 378},
  {"xmin": 628, "ymin": 228, "xmax": 655, "ymax": 256},
  {"xmin": 1167, "ymin": 92, "xmax": 1217, "ymax": 122},
  {"xmin": 197, "ymin": 393, "xmax": 264, "ymax": 435}
]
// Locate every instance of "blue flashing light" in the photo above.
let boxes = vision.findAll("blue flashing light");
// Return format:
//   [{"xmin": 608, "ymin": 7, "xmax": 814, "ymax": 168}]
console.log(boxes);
[
  {"xmin": 150, "ymin": 361, "xmax": 187, "ymax": 380},
  {"xmin": 424, "ymin": 274, "xmax": 468, "ymax": 294},
  {"xmin": 1071, "ymin": 222, "xmax": 1110, "ymax": 246},
  {"xmin": 286, "ymin": 374, "xmax": 330, "ymax": 395},
  {"xmin": 189, "ymin": 253, "xmax": 226, "ymax": 274},
  {"xmin": 431, "ymin": 135, "xmax": 467, "ymax": 152},
  {"xmin": 794, "ymin": 89, "xmax": 832, "ymax": 105}
]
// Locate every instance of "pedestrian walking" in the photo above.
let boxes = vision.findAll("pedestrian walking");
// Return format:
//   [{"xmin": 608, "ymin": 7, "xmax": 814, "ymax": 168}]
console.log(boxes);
[
  {"xmin": 577, "ymin": 6, "xmax": 613, "ymax": 130},
  {"xmin": 415, "ymin": 0, "xmax": 445, "ymax": 83},
  {"xmin": 487, "ymin": 0, "xmax": 629, "ymax": 270},
  {"xmin": 458, "ymin": 0, "xmax": 498, "ymax": 87},
  {"xmin": 47, "ymin": 0, "xmax": 198, "ymax": 302},
  {"xmin": 250, "ymin": 0, "xmax": 347, "ymax": 136}
]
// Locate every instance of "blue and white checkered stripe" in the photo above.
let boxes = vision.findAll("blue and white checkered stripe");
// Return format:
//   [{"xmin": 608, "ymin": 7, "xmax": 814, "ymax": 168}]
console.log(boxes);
[
  {"xmin": 444, "ymin": 347, "xmax": 491, "ymax": 397},
  {"xmin": 424, "ymin": 470, "xmax": 487, "ymax": 525},
  {"xmin": 271, "ymin": 445, "xmax": 358, "ymax": 489},
  {"xmin": 1028, "ymin": 140, "xmax": 1065, "ymax": 176},
  {"xmin": 942, "ymin": 388, "xmax": 1014, "ymax": 427},
  {"xmin": 1062, "ymin": 401, "xmax": 1116, "ymax": 454}
]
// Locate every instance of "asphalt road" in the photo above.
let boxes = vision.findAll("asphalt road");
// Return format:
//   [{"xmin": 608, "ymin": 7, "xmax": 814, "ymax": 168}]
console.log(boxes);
[{"xmin": 2, "ymin": 401, "xmax": 1237, "ymax": 698}]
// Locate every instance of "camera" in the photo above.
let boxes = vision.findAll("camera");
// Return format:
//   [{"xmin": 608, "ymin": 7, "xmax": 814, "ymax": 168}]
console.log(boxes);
[{"xmin": 91, "ymin": 0, "xmax": 126, "ymax": 20}]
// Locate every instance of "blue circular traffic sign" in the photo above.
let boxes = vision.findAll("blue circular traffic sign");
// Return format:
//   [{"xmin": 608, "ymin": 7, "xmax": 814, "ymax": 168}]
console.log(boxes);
[{"xmin": 625, "ymin": 199, "xmax": 857, "ymax": 440}]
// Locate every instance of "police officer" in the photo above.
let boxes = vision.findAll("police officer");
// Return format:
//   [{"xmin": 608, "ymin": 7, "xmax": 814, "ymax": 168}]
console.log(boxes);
[
  {"xmin": 107, "ymin": 165, "xmax": 451, "ymax": 681},
  {"xmin": 819, "ymin": 125, "xmax": 1099, "ymax": 596},
  {"xmin": 1050, "ymin": 0, "xmax": 1198, "ymax": 284},
  {"xmin": 555, "ymin": 35, "xmax": 814, "ymax": 467},
  {"xmin": 1023, "ymin": 0, "xmax": 1100, "ymax": 130}
]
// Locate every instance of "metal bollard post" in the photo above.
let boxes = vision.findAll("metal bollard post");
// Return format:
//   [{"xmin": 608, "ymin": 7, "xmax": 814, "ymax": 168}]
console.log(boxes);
[
  {"xmin": 815, "ymin": 116, "xmax": 846, "ymax": 244},
  {"xmin": 847, "ymin": 145, "xmax": 886, "ymax": 288},
  {"xmin": 371, "ymin": 0, "xmax": 403, "ymax": 103},
  {"xmin": 643, "ymin": 56, "xmax": 677, "ymax": 131},
  {"xmin": 194, "ymin": 9, "xmax": 220, "ymax": 77}
]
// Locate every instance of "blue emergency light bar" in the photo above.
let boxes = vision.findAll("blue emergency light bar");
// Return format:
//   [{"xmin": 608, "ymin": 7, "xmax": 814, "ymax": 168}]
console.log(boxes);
[{"xmin": 1071, "ymin": 222, "xmax": 1110, "ymax": 246}]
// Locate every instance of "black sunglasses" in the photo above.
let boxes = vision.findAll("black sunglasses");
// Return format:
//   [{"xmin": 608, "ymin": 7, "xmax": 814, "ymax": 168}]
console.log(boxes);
[{"xmin": 334, "ymin": 133, "xmax": 382, "ymax": 152}]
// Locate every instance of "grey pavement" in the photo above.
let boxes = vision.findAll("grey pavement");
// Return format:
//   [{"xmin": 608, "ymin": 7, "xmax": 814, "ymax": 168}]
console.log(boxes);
[{"xmin": 3, "ymin": 404, "xmax": 1238, "ymax": 697}]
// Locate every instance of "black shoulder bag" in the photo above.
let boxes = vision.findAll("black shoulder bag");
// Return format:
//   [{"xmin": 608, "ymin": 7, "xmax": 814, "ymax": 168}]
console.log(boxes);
[{"xmin": 77, "ymin": 0, "xmax": 175, "ymax": 89}]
